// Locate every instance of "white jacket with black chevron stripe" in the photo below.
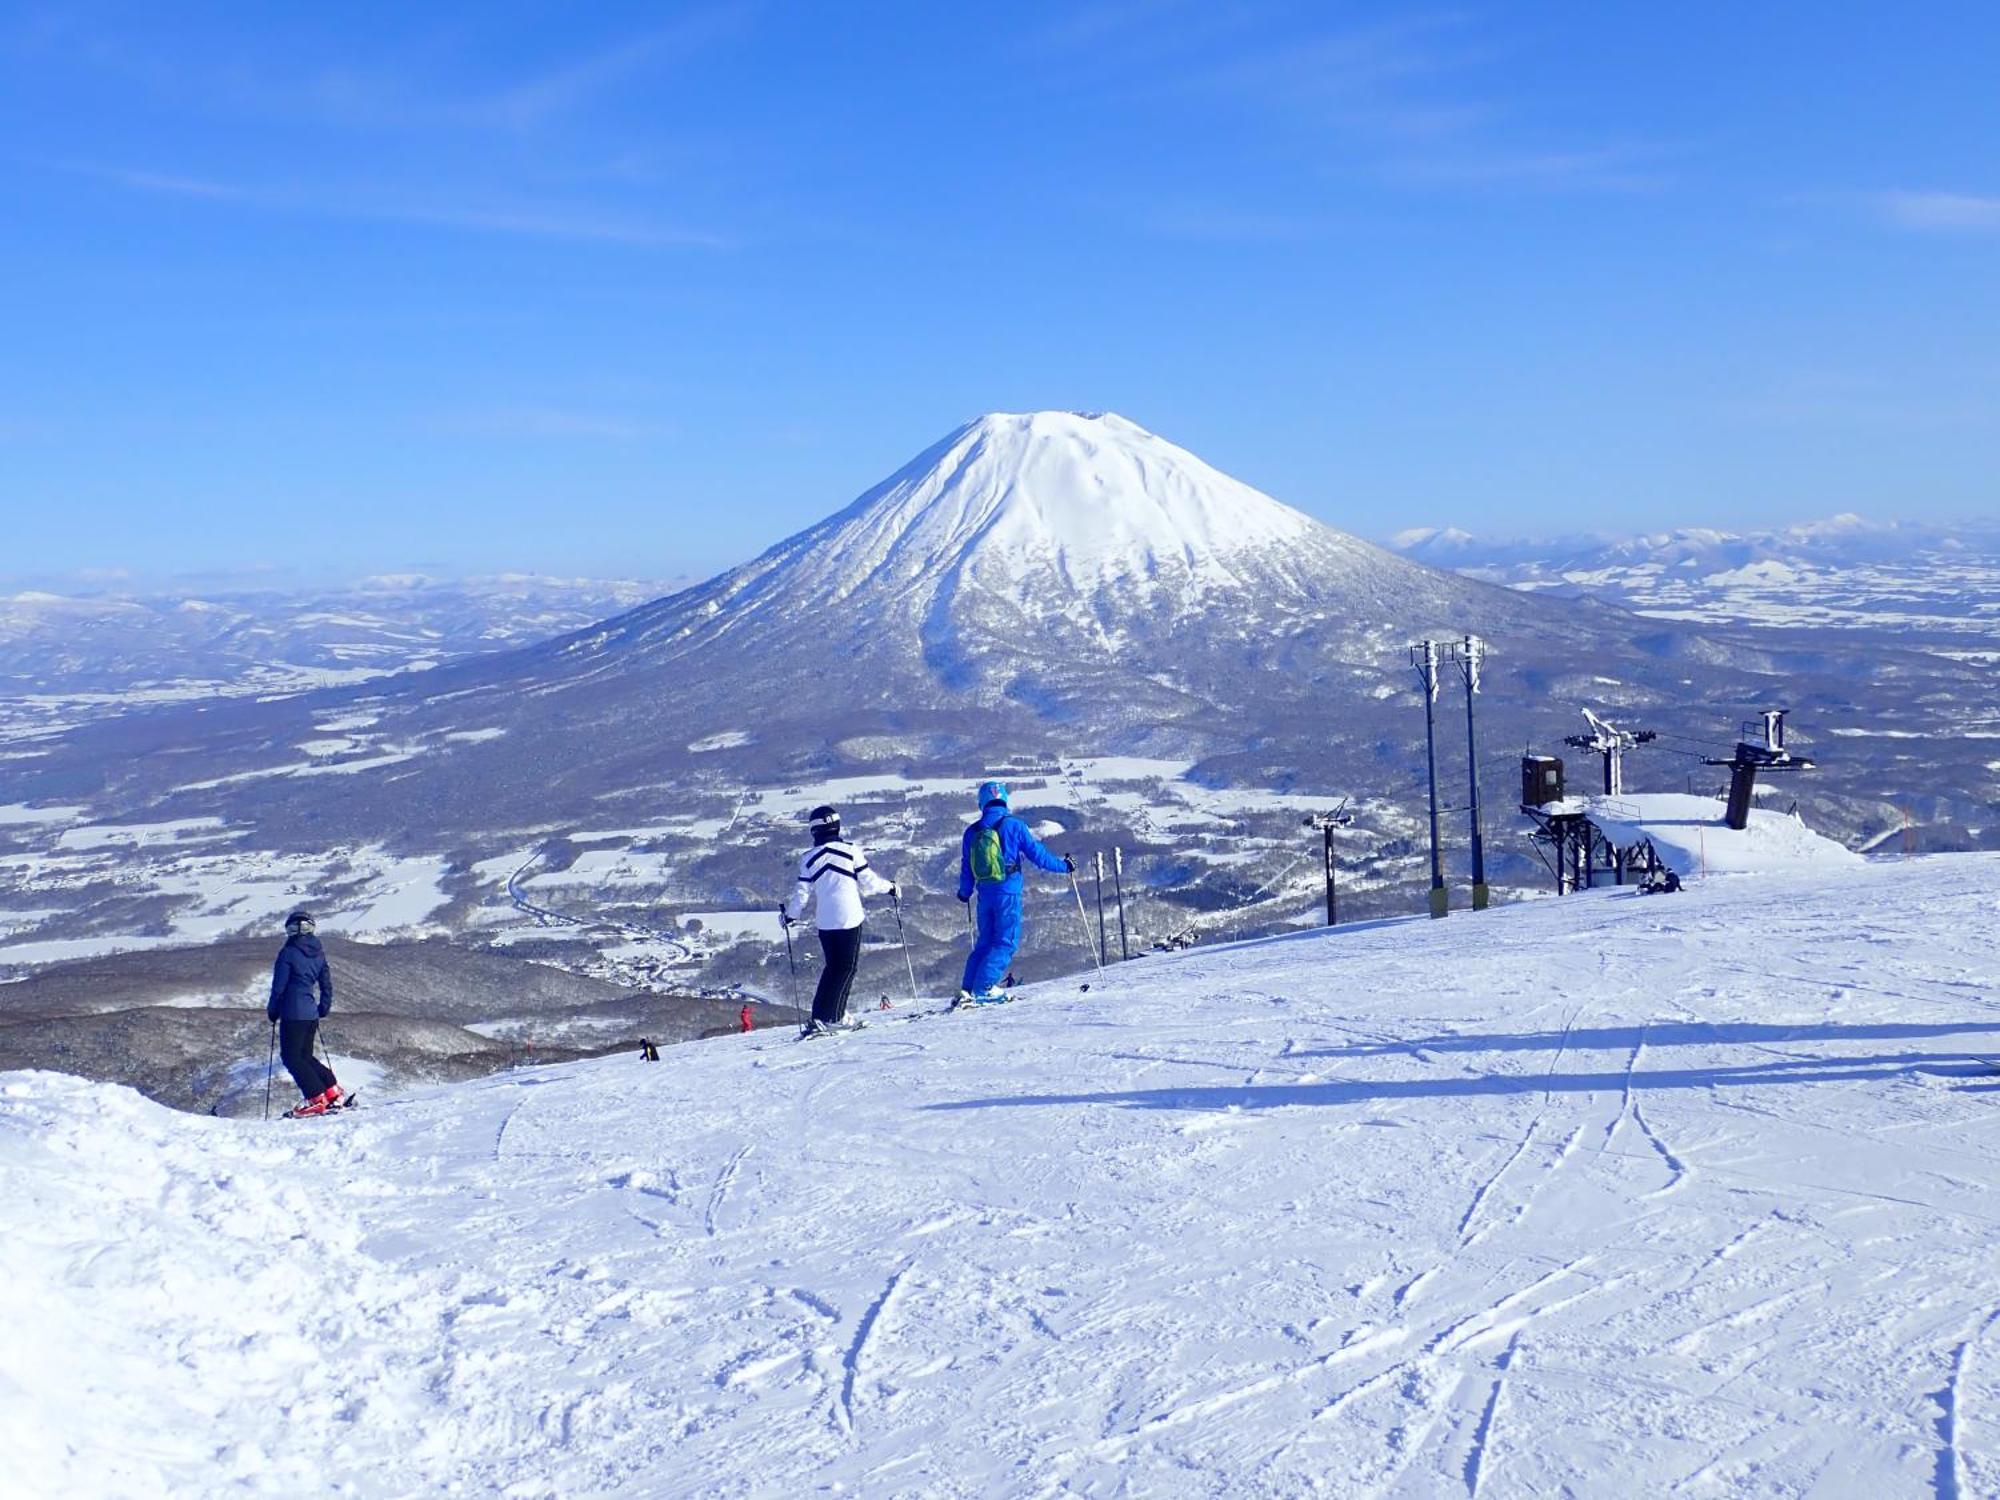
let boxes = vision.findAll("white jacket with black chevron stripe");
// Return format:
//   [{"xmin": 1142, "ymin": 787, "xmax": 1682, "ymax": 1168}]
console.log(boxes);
[{"xmin": 783, "ymin": 838, "xmax": 895, "ymax": 931}]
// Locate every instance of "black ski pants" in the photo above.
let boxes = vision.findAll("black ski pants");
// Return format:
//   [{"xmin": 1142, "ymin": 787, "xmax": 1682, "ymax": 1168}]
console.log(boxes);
[
  {"xmin": 813, "ymin": 924, "xmax": 864, "ymax": 1025},
  {"xmin": 278, "ymin": 1018, "xmax": 337, "ymax": 1100}
]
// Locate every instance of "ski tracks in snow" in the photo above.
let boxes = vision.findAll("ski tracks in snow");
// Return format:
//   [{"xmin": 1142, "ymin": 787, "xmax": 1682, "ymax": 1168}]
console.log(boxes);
[
  {"xmin": 1943, "ymin": 1307, "xmax": 2000, "ymax": 1497},
  {"xmin": 1463, "ymin": 1333, "xmax": 1520, "ymax": 1497},
  {"xmin": 836, "ymin": 1261, "xmax": 915, "ymax": 1437},
  {"xmin": 23, "ymin": 857, "xmax": 2000, "ymax": 1495},
  {"xmin": 1610, "ymin": 1023, "xmax": 1692, "ymax": 1197},
  {"xmin": 704, "ymin": 1143, "xmax": 753, "ymax": 1237}
]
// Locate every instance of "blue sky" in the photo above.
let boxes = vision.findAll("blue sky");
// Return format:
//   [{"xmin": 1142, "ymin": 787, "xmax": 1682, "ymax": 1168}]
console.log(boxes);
[{"xmin": 2, "ymin": 1, "xmax": 1996, "ymax": 584}]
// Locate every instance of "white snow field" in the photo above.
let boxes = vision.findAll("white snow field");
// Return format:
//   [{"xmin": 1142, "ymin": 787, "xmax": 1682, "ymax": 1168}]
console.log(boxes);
[
  {"xmin": 7, "ymin": 854, "xmax": 2000, "ymax": 1497},
  {"xmin": 1578, "ymin": 794, "xmax": 1863, "ymax": 879}
]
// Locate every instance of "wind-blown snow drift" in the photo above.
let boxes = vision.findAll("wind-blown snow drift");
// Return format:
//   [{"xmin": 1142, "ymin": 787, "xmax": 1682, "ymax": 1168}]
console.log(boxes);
[{"xmin": 9, "ymin": 853, "xmax": 2000, "ymax": 1495}]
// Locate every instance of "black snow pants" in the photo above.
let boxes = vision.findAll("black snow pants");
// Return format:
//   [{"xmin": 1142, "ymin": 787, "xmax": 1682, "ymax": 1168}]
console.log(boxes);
[
  {"xmin": 278, "ymin": 1018, "xmax": 338, "ymax": 1100},
  {"xmin": 813, "ymin": 924, "xmax": 864, "ymax": 1026}
]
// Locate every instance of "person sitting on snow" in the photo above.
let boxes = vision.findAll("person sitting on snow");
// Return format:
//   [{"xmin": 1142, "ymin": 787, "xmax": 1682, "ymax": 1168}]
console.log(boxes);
[
  {"xmin": 268, "ymin": 910, "xmax": 342, "ymax": 1116},
  {"xmin": 955, "ymin": 780, "xmax": 1072, "ymax": 1005},
  {"xmin": 780, "ymin": 805, "xmax": 897, "ymax": 1038}
]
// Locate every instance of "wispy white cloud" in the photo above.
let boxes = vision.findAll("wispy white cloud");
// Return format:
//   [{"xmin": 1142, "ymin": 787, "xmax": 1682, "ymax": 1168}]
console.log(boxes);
[
  {"xmin": 1876, "ymin": 190, "xmax": 2000, "ymax": 233},
  {"xmin": 21, "ymin": 4, "xmax": 751, "ymax": 137},
  {"xmin": 1023, "ymin": 0, "xmax": 1219, "ymax": 54},
  {"xmin": 1032, "ymin": 7, "xmax": 1675, "ymax": 199},
  {"xmin": 1193, "ymin": 14, "xmax": 1491, "ymax": 143},
  {"xmin": 1383, "ymin": 143, "xmax": 1677, "ymax": 193},
  {"xmin": 89, "ymin": 166, "xmax": 243, "ymax": 199},
  {"xmin": 484, "ymin": 6, "xmax": 751, "ymax": 130},
  {"xmin": 51, "ymin": 159, "xmax": 729, "ymax": 248},
  {"xmin": 365, "ymin": 200, "xmax": 727, "ymax": 249}
]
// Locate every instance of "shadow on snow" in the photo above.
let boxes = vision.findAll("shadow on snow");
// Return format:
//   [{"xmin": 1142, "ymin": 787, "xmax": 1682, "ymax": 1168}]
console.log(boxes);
[{"xmin": 924, "ymin": 1020, "xmax": 2000, "ymax": 1113}]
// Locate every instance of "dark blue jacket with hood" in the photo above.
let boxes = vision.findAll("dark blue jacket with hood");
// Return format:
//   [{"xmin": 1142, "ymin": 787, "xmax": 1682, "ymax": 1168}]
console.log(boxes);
[{"xmin": 268, "ymin": 934, "xmax": 334, "ymax": 1022}]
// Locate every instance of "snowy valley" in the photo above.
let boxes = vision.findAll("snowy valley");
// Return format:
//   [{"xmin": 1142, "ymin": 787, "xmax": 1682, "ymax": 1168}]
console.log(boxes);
[{"xmin": 0, "ymin": 573, "xmax": 680, "ymax": 739}]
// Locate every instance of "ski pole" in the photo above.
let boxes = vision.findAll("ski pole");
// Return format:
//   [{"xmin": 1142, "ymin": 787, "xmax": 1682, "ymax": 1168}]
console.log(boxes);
[
  {"xmin": 891, "ymin": 891, "xmax": 921, "ymax": 1006},
  {"xmin": 264, "ymin": 1021, "xmax": 276, "ymax": 1120},
  {"xmin": 781, "ymin": 919, "xmax": 805, "ymax": 1020},
  {"xmin": 1093, "ymin": 852, "xmax": 1109, "ymax": 967},
  {"xmin": 1069, "ymin": 869, "xmax": 1105, "ymax": 970},
  {"xmin": 1112, "ymin": 847, "xmax": 1129, "ymax": 961}
]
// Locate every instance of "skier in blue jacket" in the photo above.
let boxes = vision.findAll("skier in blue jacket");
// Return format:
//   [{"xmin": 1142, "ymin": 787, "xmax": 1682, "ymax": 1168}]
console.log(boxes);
[
  {"xmin": 956, "ymin": 780, "xmax": 1072, "ymax": 1004},
  {"xmin": 268, "ymin": 910, "xmax": 342, "ymax": 1116}
]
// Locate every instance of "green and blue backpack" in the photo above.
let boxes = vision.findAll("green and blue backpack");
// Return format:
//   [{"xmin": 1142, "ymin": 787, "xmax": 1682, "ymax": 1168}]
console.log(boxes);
[{"xmin": 970, "ymin": 823, "xmax": 1011, "ymax": 885}]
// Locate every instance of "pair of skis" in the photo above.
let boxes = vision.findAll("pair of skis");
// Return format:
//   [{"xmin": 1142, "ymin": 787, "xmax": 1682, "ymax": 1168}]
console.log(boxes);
[
  {"xmin": 797, "ymin": 1020, "xmax": 869, "ymax": 1041},
  {"xmin": 794, "ymin": 991, "xmax": 1017, "ymax": 1040},
  {"xmin": 952, "ymin": 992, "xmax": 1016, "ymax": 1010},
  {"xmin": 899, "ymin": 992, "xmax": 1017, "ymax": 1026}
]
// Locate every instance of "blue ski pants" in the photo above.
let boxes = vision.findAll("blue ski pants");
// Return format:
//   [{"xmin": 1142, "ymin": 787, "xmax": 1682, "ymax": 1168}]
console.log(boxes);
[{"xmin": 961, "ymin": 885, "xmax": 1023, "ymax": 994}]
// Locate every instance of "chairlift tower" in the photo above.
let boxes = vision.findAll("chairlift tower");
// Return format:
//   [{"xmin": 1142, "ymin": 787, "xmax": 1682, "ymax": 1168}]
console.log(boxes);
[
  {"xmin": 1451, "ymin": 635, "xmax": 1490, "ymax": 909},
  {"xmin": 1303, "ymin": 802, "xmax": 1355, "ymax": 927},
  {"xmin": 1704, "ymin": 709, "xmax": 1815, "ymax": 830},
  {"xmin": 1563, "ymin": 708, "xmax": 1657, "ymax": 797},
  {"xmin": 1410, "ymin": 642, "xmax": 1448, "ymax": 918}
]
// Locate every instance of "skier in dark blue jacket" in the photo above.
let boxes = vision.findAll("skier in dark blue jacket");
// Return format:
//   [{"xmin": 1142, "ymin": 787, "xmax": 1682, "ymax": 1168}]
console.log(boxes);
[
  {"xmin": 268, "ymin": 910, "xmax": 342, "ymax": 1116},
  {"xmin": 956, "ymin": 781, "xmax": 1072, "ymax": 1004}
]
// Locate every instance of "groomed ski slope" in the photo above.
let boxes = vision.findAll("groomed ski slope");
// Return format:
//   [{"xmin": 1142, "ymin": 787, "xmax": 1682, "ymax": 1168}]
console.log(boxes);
[{"xmin": 8, "ymin": 855, "xmax": 2000, "ymax": 1498}]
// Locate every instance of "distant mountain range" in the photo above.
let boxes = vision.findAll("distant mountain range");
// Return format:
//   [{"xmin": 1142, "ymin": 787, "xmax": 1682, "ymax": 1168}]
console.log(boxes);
[
  {"xmin": 1387, "ymin": 516, "xmax": 2000, "ymax": 638},
  {"xmin": 0, "ymin": 573, "xmax": 683, "ymax": 737},
  {"xmin": 1390, "ymin": 514, "xmax": 1990, "ymax": 572}
]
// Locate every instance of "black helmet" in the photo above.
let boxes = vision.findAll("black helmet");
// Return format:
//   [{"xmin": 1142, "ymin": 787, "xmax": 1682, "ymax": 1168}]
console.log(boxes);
[
  {"xmin": 285, "ymin": 910, "xmax": 316, "ymax": 935},
  {"xmin": 808, "ymin": 805, "xmax": 841, "ymax": 843}
]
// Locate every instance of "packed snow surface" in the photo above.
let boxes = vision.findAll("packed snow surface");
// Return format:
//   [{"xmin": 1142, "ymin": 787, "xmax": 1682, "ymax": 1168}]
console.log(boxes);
[{"xmin": 8, "ymin": 855, "xmax": 2000, "ymax": 1496}]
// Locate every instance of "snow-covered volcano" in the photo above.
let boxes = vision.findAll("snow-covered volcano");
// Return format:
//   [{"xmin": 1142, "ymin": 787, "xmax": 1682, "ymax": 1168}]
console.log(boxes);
[
  {"xmin": 17, "ymin": 408, "xmax": 1891, "ymax": 849},
  {"xmin": 533, "ymin": 409, "xmax": 1549, "ymax": 708}
]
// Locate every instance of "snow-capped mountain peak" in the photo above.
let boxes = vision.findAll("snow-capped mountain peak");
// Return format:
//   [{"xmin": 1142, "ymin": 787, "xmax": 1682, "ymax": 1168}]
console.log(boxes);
[
  {"xmin": 909, "ymin": 410, "xmax": 1315, "ymax": 583},
  {"xmin": 782, "ymin": 410, "xmax": 1325, "ymax": 599}
]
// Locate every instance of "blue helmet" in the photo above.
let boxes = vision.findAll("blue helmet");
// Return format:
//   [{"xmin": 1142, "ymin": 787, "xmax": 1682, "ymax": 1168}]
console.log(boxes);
[{"xmin": 976, "ymin": 779, "xmax": 1009, "ymax": 809}]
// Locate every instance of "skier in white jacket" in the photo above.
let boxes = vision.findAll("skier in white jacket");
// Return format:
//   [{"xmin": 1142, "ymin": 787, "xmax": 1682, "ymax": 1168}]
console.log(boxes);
[{"xmin": 781, "ymin": 805, "xmax": 897, "ymax": 1036}]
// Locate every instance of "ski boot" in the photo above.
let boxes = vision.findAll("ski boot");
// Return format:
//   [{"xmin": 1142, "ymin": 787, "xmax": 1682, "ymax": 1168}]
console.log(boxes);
[{"xmin": 285, "ymin": 1091, "xmax": 330, "ymax": 1119}]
